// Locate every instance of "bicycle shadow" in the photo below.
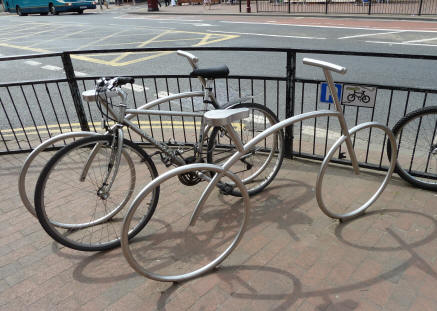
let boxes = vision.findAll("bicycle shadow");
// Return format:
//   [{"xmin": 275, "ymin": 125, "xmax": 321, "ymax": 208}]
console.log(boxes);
[
  {"xmin": 156, "ymin": 208, "xmax": 437, "ymax": 310},
  {"xmin": 70, "ymin": 177, "xmax": 314, "ymax": 284}
]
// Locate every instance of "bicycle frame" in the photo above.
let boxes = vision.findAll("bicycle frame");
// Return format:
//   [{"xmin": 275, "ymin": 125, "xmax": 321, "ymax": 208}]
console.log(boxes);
[{"xmin": 189, "ymin": 58, "xmax": 398, "ymax": 224}]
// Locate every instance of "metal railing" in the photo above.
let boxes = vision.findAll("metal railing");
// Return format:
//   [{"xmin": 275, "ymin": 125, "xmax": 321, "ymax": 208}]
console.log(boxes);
[
  {"xmin": 1, "ymin": 47, "xmax": 437, "ymax": 176},
  {"xmin": 249, "ymin": 0, "xmax": 437, "ymax": 15}
]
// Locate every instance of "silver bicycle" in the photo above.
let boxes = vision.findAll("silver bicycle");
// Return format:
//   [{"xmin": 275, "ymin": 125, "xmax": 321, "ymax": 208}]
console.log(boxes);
[
  {"xmin": 28, "ymin": 51, "xmax": 284, "ymax": 252},
  {"xmin": 121, "ymin": 57, "xmax": 398, "ymax": 282}
]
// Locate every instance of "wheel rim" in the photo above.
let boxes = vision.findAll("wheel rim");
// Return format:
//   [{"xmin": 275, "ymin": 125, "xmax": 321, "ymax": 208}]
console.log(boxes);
[
  {"xmin": 316, "ymin": 122, "xmax": 397, "ymax": 220},
  {"xmin": 121, "ymin": 163, "xmax": 250, "ymax": 282}
]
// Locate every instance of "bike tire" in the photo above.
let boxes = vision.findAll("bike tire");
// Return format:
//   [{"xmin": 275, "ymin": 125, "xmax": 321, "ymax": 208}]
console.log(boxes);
[
  {"xmin": 316, "ymin": 122, "xmax": 397, "ymax": 221},
  {"xmin": 34, "ymin": 135, "xmax": 160, "ymax": 252},
  {"xmin": 206, "ymin": 103, "xmax": 284, "ymax": 196},
  {"xmin": 121, "ymin": 163, "xmax": 250, "ymax": 282},
  {"xmin": 387, "ymin": 106, "xmax": 437, "ymax": 191}
]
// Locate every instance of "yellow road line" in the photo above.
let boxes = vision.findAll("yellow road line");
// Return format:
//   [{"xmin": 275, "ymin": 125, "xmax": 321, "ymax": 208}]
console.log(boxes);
[
  {"xmin": 0, "ymin": 30, "xmax": 239, "ymax": 67},
  {"xmin": 110, "ymin": 30, "xmax": 172, "ymax": 64},
  {"xmin": 76, "ymin": 30, "xmax": 129, "ymax": 50},
  {"xmin": 92, "ymin": 37, "xmax": 209, "ymax": 48},
  {"xmin": 29, "ymin": 29, "xmax": 88, "ymax": 48},
  {"xmin": 1, "ymin": 125, "xmax": 207, "ymax": 138},
  {"xmin": 0, "ymin": 26, "xmax": 69, "ymax": 42},
  {"xmin": 1, "ymin": 120, "xmax": 204, "ymax": 134},
  {"xmin": 0, "ymin": 42, "xmax": 51, "ymax": 54}
]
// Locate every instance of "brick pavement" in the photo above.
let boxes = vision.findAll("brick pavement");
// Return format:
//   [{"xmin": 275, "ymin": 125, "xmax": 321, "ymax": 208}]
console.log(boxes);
[{"xmin": 1, "ymin": 150, "xmax": 437, "ymax": 310}]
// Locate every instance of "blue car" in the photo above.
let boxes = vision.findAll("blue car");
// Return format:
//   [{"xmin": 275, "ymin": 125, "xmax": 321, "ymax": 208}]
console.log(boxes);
[{"xmin": 5, "ymin": 0, "xmax": 97, "ymax": 15}]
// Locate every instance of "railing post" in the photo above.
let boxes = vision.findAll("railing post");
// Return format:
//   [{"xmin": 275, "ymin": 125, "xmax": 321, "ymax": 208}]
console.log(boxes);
[
  {"xmin": 288, "ymin": 0, "xmax": 291, "ymax": 14},
  {"xmin": 61, "ymin": 52, "xmax": 90, "ymax": 131},
  {"xmin": 418, "ymin": 0, "xmax": 423, "ymax": 15},
  {"xmin": 285, "ymin": 51, "xmax": 296, "ymax": 158},
  {"xmin": 239, "ymin": 0, "xmax": 241, "ymax": 12},
  {"xmin": 368, "ymin": 0, "xmax": 371, "ymax": 15},
  {"xmin": 325, "ymin": 0, "xmax": 328, "ymax": 14}
]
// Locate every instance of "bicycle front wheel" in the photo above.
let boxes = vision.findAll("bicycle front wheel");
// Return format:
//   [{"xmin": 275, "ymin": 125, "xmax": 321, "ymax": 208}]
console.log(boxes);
[
  {"xmin": 316, "ymin": 122, "xmax": 397, "ymax": 220},
  {"xmin": 387, "ymin": 106, "xmax": 437, "ymax": 191},
  {"xmin": 19, "ymin": 132, "xmax": 99, "ymax": 218},
  {"xmin": 122, "ymin": 163, "xmax": 250, "ymax": 282},
  {"xmin": 207, "ymin": 103, "xmax": 284, "ymax": 196},
  {"xmin": 34, "ymin": 135, "xmax": 159, "ymax": 251}
]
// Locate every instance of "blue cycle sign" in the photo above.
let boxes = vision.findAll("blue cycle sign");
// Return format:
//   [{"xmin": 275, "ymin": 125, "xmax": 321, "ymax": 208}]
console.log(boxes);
[
  {"xmin": 319, "ymin": 82, "xmax": 342, "ymax": 104},
  {"xmin": 319, "ymin": 83, "xmax": 376, "ymax": 108}
]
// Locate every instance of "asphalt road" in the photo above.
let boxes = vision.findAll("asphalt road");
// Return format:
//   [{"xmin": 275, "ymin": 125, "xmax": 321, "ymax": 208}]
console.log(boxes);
[
  {"xmin": 1, "ymin": 9, "xmax": 437, "ymax": 85},
  {"xmin": 1, "ymin": 8, "xmax": 437, "ymax": 147}
]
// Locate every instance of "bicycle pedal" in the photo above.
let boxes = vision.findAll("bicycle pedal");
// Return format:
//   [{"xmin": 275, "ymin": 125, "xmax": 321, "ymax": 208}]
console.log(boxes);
[{"xmin": 218, "ymin": 183, "xmax": 233, "ymax": 195}]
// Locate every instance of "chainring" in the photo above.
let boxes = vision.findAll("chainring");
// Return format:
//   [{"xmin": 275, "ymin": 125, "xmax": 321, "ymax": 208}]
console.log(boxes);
[{"xmin": 177, "ymin": 156, "xmax": 203, "ymax": 186}]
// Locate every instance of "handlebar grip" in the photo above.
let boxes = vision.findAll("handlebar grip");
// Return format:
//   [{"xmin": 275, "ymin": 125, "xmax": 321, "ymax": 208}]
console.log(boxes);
[
  {"xmin": 116, "ymin": 77, "xmax": 135, "ymax": 86},
  {"xmin": 177, "ymin": 50, "xmax": 199, "ymax": 70},
  {"xmin": 302, "ymin": 58, "xmax": 347, "ymax": 74}
]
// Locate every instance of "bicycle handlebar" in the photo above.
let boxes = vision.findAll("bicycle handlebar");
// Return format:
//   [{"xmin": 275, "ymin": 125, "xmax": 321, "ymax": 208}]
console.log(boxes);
[
  {"xmin": 177, "ymin": 50, "xmax": 199, "ymax": 70},
  {"xmin": 302, "ymin": 58, "xmax": 347, "ymax": 75},
  {"xmin": 116, "ymin": 77, "xmax": 135, "ymax": 86}
]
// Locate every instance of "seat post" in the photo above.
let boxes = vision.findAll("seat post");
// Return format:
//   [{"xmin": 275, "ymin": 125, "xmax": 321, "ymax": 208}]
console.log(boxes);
[{"xmin": 204, "ymin": 79, "xmax": 214, "ymax": 102}]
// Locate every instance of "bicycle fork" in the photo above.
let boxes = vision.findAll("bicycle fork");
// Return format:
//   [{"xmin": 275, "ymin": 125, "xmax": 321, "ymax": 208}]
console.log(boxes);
[
  {"xmin": 78, "ymin": 127, "xmax": 124, "ymax": 200},
  {"xmin": 79, "ymin": 104, "xmax": 127, "ymax": 200}
]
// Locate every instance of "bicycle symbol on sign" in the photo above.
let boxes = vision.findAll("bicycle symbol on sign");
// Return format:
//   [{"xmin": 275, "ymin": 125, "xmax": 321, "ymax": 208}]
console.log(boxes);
[{"xmin": 343, "ymin": 85, "xmax": 376, "ymax": 107}]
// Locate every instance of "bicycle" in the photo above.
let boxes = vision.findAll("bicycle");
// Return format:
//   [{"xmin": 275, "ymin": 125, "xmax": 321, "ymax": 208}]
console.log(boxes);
[
  {"xmin": 387, "ymin": 106, "xmax": 437, "ymax": 191},
  {"xmin": 120, "ymin": 57, "xmax": 398, "ymax": 282},
  {"xmin": 30, "ymin": 50, "xmax": 284, "ymax": 252}
]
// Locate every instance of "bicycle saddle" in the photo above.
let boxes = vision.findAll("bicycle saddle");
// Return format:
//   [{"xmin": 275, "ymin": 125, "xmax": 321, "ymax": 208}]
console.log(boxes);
[
  {"xmin": 203, "ymin": 108, "xmax": 249, "ymax": 127},
  {"xmin": 190, "ymin": 65, "xmax": 230, "ymax": 79}
]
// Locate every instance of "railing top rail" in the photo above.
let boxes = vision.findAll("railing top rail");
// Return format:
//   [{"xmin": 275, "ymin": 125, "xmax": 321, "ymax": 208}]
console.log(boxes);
[
  {"xmin": 0, "ymin": 52, "xmax": 63, "ymax": 62},
  {"xmin": 1, "ymin": 47, "xmax": 437, "ymax": 62}
]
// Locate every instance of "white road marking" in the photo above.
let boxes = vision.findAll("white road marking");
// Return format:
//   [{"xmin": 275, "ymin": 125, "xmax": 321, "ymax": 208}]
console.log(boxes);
[
  {"xmin": 219, "ymin": 20, "xmax": 437, "ymax": 33},
  {"xmin": 74, "ymin": 71, "xmax": 87, "ymax": 77},
  {"xmin": 115, "ymin": 15, "xmax": 203, "ymax": 22},
  {"xmin": 24, "ymin": 60, "xmax": 42, "ymax": 66},
  {"xmin": 192, "ymin": 24, "xmax": 215, "ymax": 27},
  {"xmin": 41, "ymin": 65, "xmax": 63, "ymax": 71},
  {"xmin": 122, "ymin": 83, "xmax": 149, "ymax": 93},
  {"xmin": 338, "ymin": 30, "xmax": 406, "ymax": 40},
  {"xmin": 158, "ymin": 91, "xmax": 175, "ymax": 98},
  {"xmin": 19, "ymin": 59, "xmax": 146, "ymax": 93},
  {"xmin": 366, "ymin": 40, "xmax": 437, "ymax": 47},
  {"xmin": 108, "ymin": 23, "xmax": 175, "ymax": 30},
  {"xmin": 209, "ymin": 30, "xmax": 326, "ymax": 40},
  {"xmin": 404, "ymin": 37, "xmax": 437, "ymax": 43}
]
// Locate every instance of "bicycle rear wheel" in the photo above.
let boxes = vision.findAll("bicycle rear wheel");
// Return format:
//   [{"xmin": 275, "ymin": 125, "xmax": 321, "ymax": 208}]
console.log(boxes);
[
  {"xmin": 34, "ymin": 135, "xmax": 159, "ymax": 251},
  {"xmin": 387, "ymin": 106, "xmax": 437, "ymax": 191},
  {"xmin": 207, "ymin": 103, "xmax": 284, "ymax": 196},
  {"xmin": 316, "ymin": 122, "xmax": 397, "ymax": 221},
  {"xmin": 122, "ymin": 163, "xmax": 250, "ymax": 282}
]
